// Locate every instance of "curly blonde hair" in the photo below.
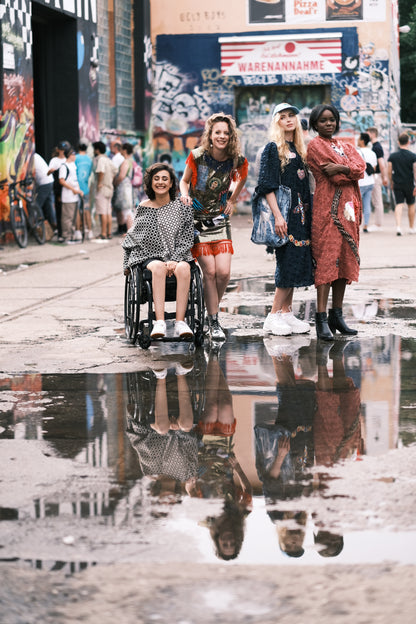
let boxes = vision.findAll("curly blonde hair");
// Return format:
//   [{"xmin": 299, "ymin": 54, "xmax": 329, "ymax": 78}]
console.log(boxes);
[
  {"xmin": 269, "ymin": 111, "xmax": 307, "ymax": 171},
  {"xmin": 200, "ymin": 113, "xmax": 241, "ymax": 161}
]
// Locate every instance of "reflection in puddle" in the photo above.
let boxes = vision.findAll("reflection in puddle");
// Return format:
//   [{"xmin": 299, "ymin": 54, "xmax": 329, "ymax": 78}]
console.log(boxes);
[
  {"xmin": 0, "ymin": 335, "xmax": 415, "ymax": 569},
  {"xmin": 227, "ymin": 278, "xmax": 416, "ymax": 326}
]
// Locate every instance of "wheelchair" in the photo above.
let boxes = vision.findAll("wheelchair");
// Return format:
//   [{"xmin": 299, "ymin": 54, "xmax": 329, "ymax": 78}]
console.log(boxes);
[{"xmin": 124, "ymin": 260, "xmax": 205, "ymax": 349}]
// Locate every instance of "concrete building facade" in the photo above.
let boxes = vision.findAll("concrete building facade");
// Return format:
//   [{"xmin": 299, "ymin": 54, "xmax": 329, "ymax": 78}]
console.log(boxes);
[{"xmin": 0, "ymin": 0, "xmax": 150, "ymax": 241}]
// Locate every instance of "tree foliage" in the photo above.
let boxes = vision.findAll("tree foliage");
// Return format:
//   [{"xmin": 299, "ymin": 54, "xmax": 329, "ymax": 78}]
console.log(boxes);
[{"xmin": 399, "ymin": 0, "xmax": 416, "ymax": 122}]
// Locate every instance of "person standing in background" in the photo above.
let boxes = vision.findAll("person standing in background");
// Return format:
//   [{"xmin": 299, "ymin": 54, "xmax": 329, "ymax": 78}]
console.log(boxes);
[
  {"xmin": 59, "ymin": 147, "xmax": 83, "ymax": 243},
  {"xmin": 93, "ymin": 141, "xmax": 118, "ymax": 240},
  {"xmin": 387, "ymin": 132, "xmax": 416, "ymax": 236},
  {"xmin": 365, "ymin": 126, "xmax": 388, "ymax": 230},
  {"xmin": 113, "ymin": 142, "xmax": 135, "ymax": 234},
  {"xmin": 75, "ymin": 143, "xmax": 93, "ymax": 239},
  {"xmin": 48, "ymin": 140, "xmax": 70, "ymax": 238},
  {"xmin": 356, "ymin": 132, "xmax": 377, "ymax": 233},
  {"xmin": 33, "ymin": 153, "xmax": 57, "ymax": 235},
  {"xmin": 110, "ymin": 140, "xmax": 127, "ymax": 236}
]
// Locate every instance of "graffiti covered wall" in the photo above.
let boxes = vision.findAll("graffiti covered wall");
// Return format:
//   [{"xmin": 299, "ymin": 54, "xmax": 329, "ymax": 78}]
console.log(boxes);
[
  {"xmin": 154, "ymin": 27, "xmax": 396, "ymax": 203},
  {"xmin": 0, "ymin": 0, "xmax": 35, "ymax": 237}
]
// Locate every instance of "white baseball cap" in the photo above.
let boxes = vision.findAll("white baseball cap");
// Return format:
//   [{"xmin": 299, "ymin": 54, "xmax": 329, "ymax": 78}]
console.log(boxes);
[{"xmin": 272, "ymin": 103, "xmax": 300, "ymax": 117}]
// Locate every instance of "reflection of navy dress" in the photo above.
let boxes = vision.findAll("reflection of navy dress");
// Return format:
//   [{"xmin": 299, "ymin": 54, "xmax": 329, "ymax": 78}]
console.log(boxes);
[{"xmin": 253, "ymin": 141, "xmax": 313, "ymax": 288}]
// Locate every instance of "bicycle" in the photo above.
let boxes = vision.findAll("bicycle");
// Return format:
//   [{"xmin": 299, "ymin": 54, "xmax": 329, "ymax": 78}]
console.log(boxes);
[{"xmin": 8, "ymin": 177, "xmax": 46, "ymax": 248}]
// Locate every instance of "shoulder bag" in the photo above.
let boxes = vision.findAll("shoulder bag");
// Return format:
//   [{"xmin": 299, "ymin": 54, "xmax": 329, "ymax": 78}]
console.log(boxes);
[{"xmin": 251, "ymin": 170, "xmax": 291, "ymax": 248}]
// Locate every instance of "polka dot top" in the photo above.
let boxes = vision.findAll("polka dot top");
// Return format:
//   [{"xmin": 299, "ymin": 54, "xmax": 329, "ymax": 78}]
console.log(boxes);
[{"xmin": 122, "ymin": 199, "xmax": 194, "ymax": 271}]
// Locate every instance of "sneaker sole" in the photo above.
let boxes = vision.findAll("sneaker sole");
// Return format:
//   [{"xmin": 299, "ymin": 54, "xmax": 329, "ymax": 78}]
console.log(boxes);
[
  {"xmin": 264, "ymin": 327, "xmax": 292, "ymax": 336},
  {"xmin": 289, "ymin": 326, "xmax": 311, "ymax": 334}
]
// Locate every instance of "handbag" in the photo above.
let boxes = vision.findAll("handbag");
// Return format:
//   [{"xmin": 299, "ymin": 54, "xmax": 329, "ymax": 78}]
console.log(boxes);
[{"xmin": 251, "ymin": 182, "xmax": 291, "ymax": 247}]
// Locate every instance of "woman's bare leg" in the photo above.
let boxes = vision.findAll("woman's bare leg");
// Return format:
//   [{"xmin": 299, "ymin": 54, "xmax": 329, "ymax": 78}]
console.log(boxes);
[
  {"xmin": 147, "ymin": 260, "xmax": 167, "ymax": 321},
  {"xmin": 317, "ymin": 283, "xmax": 331, "ymax": 313},
  {"xmin": 271, "ymin": 287, "xmax": 293, "ymax": 313},
  {"xmin": 173, "ymin": 261, "xmax": 191, "ymax": 321}
]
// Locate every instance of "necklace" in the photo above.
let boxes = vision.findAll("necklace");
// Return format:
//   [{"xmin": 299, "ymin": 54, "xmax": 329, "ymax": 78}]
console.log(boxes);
[{"xmin": 329, "ymin": 139, "xmax": 345, "ymax": 157}]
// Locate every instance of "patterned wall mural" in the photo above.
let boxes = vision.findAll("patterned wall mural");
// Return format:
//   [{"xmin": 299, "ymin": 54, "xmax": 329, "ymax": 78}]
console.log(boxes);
[
  {"xmin": 0, "ymin": 0, "xmax": 35, "ymax": 236},
  {"xmin": 154, "ymin": 28, "xmax": 396, "ymax": 204}
]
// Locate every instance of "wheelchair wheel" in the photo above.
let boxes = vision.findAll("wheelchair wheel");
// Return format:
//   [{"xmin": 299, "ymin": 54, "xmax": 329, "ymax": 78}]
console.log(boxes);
[
  {"xmin": 138, "ymin": 334, "xmax": 152, "ymax": 350},
  {"xmin": 124, "ymin": 267, "xmax": 141, "ymax": 343}
]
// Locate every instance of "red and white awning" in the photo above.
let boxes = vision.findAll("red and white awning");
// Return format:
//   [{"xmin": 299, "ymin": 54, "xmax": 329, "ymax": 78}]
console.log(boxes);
[{"xmin": 219, "ymin": 33, "xmax": 343, "ymax": 76}]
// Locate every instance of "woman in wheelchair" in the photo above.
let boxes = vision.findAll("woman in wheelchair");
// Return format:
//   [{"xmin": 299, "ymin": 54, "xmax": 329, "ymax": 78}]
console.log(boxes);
[{"xmin": 122, "ymin": 163, "xmax": 194, "ymax": 339}]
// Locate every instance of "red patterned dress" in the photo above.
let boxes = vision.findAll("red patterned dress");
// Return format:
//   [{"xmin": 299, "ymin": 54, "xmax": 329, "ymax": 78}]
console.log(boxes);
[{"xmin": 307, "ymin": 136, "xmax": 365, "ymax": 287}]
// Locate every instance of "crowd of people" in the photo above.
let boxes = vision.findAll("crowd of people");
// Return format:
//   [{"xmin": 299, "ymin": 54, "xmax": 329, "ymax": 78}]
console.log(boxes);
[{"xmin": 34, "ymin": 138, "xmax": 142, "ymax": 244}]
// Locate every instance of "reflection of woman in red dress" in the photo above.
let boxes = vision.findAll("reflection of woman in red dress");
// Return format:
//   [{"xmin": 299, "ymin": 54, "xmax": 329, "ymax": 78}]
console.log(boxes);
[
  {"xmin": 314, "ymin": 342, "xmax": 363, "ymax": 467},
  {"xmin": 307, "ymin": 104, "xmax": 365, "ymax": 341}
]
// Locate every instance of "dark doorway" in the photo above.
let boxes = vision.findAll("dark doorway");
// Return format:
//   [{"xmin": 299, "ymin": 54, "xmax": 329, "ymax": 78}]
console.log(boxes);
[{"xmin": 32, "ymin": 3, "xmax": 79, "ymax": 161}]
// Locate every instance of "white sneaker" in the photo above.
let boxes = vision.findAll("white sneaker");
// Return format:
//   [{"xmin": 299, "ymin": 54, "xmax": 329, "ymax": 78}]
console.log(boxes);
[
  {"xmin": 264, "ymin": 335, "xmax": 311, "ymax": 358},
  {"xmin": 150, "ymin": 320, "xmax": 166, "ymax": 338},
  {"xmin": 175, "ymin": 361, "xmax": 194, "ymax": 376},
  {"xmin": 263, "ymin": 312, "xmax": 291, "ymax": 336},
  {"xmin": 409, "ymin": 227, "xmax": 416, "ymax": 235},
  {"xmin": 174, "ymin": 320, "xmax": 193, "ymax": 338},
  {"xmin": 151, "ymin": 367, "xmax": 168, "ymax": 379},
  {"xmin": 396, "ymin": 228, "xmax": 402, "ymax": 236},
  {"xmin": 86, "ymin": 229, "xmax": 94, "ymax": 240},
  {"xmin": 73, "ymin": 230, "xmax": 82, "ymax": 241},
  {"xmin": 281, "ymin": 311, "xmax": 310, "ymax": 334}
]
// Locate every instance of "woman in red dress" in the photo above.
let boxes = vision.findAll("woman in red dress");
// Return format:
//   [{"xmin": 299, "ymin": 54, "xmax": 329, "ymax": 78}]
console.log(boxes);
[{"xmin": 307, "ymin": 104, "xmax": 365, "ymax": 340}]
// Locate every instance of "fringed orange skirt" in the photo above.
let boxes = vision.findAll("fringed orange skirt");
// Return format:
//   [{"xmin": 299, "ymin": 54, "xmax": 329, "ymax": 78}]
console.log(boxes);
[{"xmin": 192, "ymin": 239, "xmax": 234, "ymax": 258}]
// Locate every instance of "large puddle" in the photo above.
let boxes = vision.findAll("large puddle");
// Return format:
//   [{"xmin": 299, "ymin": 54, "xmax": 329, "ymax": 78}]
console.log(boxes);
[{"xmin": 0, "ymin": 334, "xmax": 415, "ymax": 571}]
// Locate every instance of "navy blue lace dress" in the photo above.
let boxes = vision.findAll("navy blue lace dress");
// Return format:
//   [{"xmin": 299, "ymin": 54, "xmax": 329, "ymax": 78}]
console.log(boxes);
[{"xmin": 253, "ymin": 141, "xmax": 313, "ymax": 288}]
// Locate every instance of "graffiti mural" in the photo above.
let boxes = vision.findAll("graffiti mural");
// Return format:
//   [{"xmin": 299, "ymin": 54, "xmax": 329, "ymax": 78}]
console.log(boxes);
[
  {"xmin": 77, "ymin": 23, "xmax": 99, "ymax": 142},
  {"xmin": 154, "ymin": 28, "xmax": 397, "ymax": 202},
  {"xmin": 0, "ymin": 1, "xmax": 35, "ymax": 238}
]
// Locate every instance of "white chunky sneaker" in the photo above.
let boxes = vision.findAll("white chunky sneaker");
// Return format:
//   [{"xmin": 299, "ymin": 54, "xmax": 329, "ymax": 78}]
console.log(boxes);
[
  {"xmin": 73, "ymin": 230, "xmax": 82, "ymax": 241},
  {"xmin": 150, "ymin": 320, "xmax": 166, "ymax": 338},
  {"xmin": 174, "ymin": 320, "xmax": 193, "ymax": 338},
  {"xmin": 281, "ymin": 311, "xmax": 310, "ymax": 334},
  {"xmin": 263, "ymin": 312, "xmax": 291, "ymax": 336}
]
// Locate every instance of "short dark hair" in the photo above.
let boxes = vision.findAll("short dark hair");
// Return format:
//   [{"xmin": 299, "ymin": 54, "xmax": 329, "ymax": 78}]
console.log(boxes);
[
  {"xmin": 93, "ymin": 141, "xmax": 106, "ymax": 154},
  {"xmin": 58, "ymin": 140, "xmax": 71, "ymax": 151},
  {"xmin": 78, "ymin": 143, "xmax": 88, "ymax": 151},
  {"xmin": 359, "ymin": 132, "xmax": 371, "ymax": 146},
  {"xmin": 143, "ymin": 163, "xmax": 178, "ymax": 201},
  {"xmin": 366, "ymin": 126, "xmax": 378, "ymax": 137},
  {"xmin": 309, "ymin": 104, "xmax": 340, "ymax": 134},
  {"xmin": 398, "ymin": 132, "xmax": 410, "ymax": 146},
  {"xmin": 122, "ymin": 142, "xmax": 133, "ymax": 155}
]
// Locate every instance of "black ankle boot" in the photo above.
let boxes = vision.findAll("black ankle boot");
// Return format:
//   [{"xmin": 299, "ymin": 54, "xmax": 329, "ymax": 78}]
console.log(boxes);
[
  {"xmin": 315, "ymin": 312, "xmax": 334, "ymax": 341},
  {"xmin": 328, "ymin": 308, "xmax": 358, "ymax": 335}
]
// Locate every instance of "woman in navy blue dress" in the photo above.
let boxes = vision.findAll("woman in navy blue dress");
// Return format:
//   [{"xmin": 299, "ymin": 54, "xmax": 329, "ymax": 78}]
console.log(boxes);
[{"xmin": 253, "ymin": 103, "xmax": 313, "ymax": 336}]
